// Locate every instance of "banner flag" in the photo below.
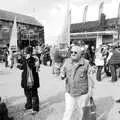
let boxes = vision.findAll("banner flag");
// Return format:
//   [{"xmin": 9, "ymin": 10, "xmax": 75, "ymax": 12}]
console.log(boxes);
[
  {"xmin": 83, "ymin": 5, "xmax": 88, "ymax": 23},
  {"xmin": 98, "ymin": 1, "xmax": 104, "ymax": 21},
  {"xmin": 9, "ymin": 16, "xmax": 18, "ymax": 51},
  {"xmin": 118, "ymin": 2, "xmax": 120, "ymax": 19},
  {"xmin": 59, "ymin": 0, "xmax": 71, "ymax": 48},
  {"xmin": 118, "ymin": 2, "xmax": 120, "ymax": 40}
]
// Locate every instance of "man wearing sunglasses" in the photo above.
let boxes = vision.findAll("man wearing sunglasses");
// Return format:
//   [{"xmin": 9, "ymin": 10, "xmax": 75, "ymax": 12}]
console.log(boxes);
[{"xmin": 60, "ymin": 45, "xmax": 94, "ymax": 120}]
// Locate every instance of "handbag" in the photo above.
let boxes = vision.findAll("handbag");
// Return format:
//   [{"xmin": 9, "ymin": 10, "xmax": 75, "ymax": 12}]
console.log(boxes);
[{"xmin": 82, "ymin": 96, "xmax": 96, "ymax": 120}]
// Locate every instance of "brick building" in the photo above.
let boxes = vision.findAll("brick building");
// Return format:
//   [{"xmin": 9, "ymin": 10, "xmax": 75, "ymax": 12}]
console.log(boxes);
[{"xmin": 0, "ymin": 9, "xmax": 44, "ymax": 49}]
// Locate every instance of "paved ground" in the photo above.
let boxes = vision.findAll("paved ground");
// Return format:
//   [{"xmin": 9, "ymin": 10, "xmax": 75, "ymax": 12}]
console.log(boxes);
[{"xmin": 0, "ymin": 63, "xmax": 120, "ymax": 120}]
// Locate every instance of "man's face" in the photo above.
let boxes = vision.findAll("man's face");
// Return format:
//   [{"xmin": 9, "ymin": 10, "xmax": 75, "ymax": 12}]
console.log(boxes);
[{"xmin": 70, "ymin": 46, "xmax": 81, "ymax": 61}]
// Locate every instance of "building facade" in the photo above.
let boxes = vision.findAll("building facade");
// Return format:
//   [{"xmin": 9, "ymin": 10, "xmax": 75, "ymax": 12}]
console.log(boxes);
[
  {"xmin": 0, "ymin": 9, "xmax": 44, "ymax": 49},
  {"xmin": 70, "ymin": 14, "xmax": 119, "ymax": 48}
]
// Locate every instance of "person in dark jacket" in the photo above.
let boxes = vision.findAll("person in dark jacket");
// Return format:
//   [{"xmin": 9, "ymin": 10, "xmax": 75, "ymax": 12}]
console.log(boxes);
[
  {"xmin": 103, "ymin": 46, "xmax": 111, "ymax": 77},
  {"xmin": 107, "ymin": 46, "xmax": 120, "ymax": 82},
  {"xmin": 17, "ymin": 46, "xmax": 40, "ymax": 113}
]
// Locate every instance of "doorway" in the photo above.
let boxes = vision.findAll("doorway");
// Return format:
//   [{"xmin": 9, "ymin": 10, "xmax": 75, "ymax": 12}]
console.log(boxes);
[{"xmin": 83, "ymin": 38, "xmax": 96, "ymax": 48}]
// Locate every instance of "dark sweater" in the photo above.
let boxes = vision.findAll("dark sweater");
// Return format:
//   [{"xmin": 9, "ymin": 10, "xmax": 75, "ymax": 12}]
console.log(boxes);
[{"xmin": 109, "ymin": 49, "xmax": 120, "ymax": 65}]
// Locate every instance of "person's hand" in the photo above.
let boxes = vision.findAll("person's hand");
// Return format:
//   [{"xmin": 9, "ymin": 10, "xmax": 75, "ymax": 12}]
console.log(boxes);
[
  {"xmin": 91, "ymin": 66, "xmax": 96, "ymax": 74},
  {"xmin": 17, "ymin": 63, "xmax": 23, "ymax": 70},
  {"xmin": 26, "ymin": 54, "xmax": 30, "ymax": 59},
  {"xmin": 17, "ymin": 55, "xmax": 22, "ymax": 60},
  {"xmin": 60, "ymin": 67, "xmax": 66, "ymax": 80}
]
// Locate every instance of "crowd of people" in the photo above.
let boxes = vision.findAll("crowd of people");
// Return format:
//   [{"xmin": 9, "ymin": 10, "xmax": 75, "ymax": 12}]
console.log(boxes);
[
  {"xmin": 51, "ymin": 43, "xmax": 120, "ymax": 83},
  {"xmin": 0, "ymin": 42, "xmax": 120, "ymax": 119},
  {"xmin": 50, "ymin": 42, "xmax": 120, "ymax": 119},
  {"xmin": 95, "ymin": 44, "xmax": 120, "ymax": 82}
]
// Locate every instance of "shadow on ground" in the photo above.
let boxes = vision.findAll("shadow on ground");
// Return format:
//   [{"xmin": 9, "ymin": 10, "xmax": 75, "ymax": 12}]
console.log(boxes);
[{"xmin": 8, "ymin": 93, "xmax": 114, "ymax": 120}]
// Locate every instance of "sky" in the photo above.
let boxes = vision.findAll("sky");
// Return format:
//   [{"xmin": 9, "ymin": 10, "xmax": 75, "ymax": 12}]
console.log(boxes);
[{"xmin": 0, "ymin": 0, "xmax": 120, "ymax": 45}]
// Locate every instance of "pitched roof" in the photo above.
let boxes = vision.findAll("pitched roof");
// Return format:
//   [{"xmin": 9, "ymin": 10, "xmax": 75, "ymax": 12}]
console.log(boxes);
[
  {"xmin": 0, "ymin": 9, "xmax": 42, "ymax": 26},
  {"xmin": 70, "ymin": 18, "xmax": 118, "ymax": 33}
]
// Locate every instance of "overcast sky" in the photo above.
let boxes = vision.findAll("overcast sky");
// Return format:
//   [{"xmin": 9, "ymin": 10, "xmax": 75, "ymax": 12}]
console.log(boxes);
[{"xmin": 0, "ymin": 0, "xmax": 119, "ymax": 44}]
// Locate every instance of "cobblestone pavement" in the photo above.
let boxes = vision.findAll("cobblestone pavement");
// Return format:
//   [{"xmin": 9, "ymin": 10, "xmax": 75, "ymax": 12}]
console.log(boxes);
[{"xmin": 0, "ymin": 63, "xmax": 120, "ymax": 120}]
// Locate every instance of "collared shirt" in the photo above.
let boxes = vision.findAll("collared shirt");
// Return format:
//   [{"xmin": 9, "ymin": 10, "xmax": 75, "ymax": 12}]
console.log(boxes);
[
  {"xmin": 95, "ymin": 51, "xmax": 104, "ymax": 66},
  {"xmin": 61, "ymin": 57, "xmax": 90, "ymax": 97}
]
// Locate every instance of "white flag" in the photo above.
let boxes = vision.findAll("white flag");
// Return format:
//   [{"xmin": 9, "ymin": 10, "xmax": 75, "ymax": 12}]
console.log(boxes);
[
  {"xmin": 9, "ymin": 16, "xmax": 18, "ymax": 51},
  {"xmin": 118, "ymin": 2, "xmax": 120, "ymax": 19},
  {"xmin": 65, "ymin": 9, "xmax": 71, "ymax": 47},
  {"xmin": 59, "ymin": 0, "xmax": 71, "ymax": 48},
  {"xmin": 98, "ymin": 1, "xmax": 104, "ymax": 21},
  {"xmin": 118, "ymin": 2, "xmax": 120, "ymax": 39},
  {"xmin": 83, "ymin": 5, "xmax": 88, "ymax": 23}
]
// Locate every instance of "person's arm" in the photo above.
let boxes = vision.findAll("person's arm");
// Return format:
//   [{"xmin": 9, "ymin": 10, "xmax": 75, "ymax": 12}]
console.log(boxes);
[
  {"xmin": 34, "ymin": 55, "xmax": 40, "ymax": 72},
  {"xmin": 106, "ymin": 52, "xmax": 113, "ymax": 64},
  {"xmin": 60, "ymin": 60, "xmax": 67, "ymax": 80},
  {"xmin": 27, "ymin": 57, "xmax": 36, "ymax": 69},
  {"xmin": 17, "ymin": 56, "xmax": 24, "ymax": 70}
]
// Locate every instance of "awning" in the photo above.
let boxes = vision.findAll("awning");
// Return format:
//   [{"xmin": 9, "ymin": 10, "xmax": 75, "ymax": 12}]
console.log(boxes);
[
  {"xmin": 71, "ymin": 30, "xmax": 117, "ymax": 36},
  {"xmin": 71, "ymin": 30, "xmax": 117, "ymax": 40}
]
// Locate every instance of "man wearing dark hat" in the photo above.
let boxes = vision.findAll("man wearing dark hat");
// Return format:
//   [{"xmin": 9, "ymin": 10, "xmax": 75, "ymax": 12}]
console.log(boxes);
[{"xmin": 17, "ymin": 46, "xmax": 40, "ymax": 113}]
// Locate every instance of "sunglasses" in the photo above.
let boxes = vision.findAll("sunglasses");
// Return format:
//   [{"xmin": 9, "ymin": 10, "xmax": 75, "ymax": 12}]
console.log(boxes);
[{"xmin": 70, "ymin": 51, "xmax": 78, "ymax": 54}]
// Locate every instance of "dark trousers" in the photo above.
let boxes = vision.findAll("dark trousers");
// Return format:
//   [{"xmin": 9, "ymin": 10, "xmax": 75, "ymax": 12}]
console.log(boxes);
[
  {"xmin": 0, "ymin": 102, "xmax": 12, "ymax": 120},
  {"xmin": 24, "ymin": 87, "xmax": 39, "ymax": 111},
  {"xmin": 104, "ymin": 64, "xmax": 111, "ymax": 77},
  {"xmin": 110, "ymin": 64, "xmax": 117, "ymax": 82},
  {"xmin": 5, "ymin": 59, "xmax": 8, "ymax": 68},
  {"xmin": 96, "ymin": 66, "xmax": 103, "ymax": 81}
]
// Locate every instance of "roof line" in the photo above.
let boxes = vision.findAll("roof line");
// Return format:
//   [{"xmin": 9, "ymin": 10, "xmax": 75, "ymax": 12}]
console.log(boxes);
[
  {"xmin": 0, "ymin": 9, "xmax": 43, "ymax": 27},
  {"xmin": 71, "ymin": 17, "xmax": 118, "ymax": 25}
]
